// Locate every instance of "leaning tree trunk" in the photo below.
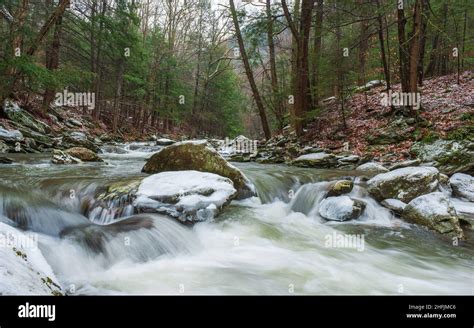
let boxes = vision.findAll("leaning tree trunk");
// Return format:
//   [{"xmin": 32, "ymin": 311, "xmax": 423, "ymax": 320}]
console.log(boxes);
[{"xmin": 229, "ymin": 0, "xmax": 271, "ymax": 140}]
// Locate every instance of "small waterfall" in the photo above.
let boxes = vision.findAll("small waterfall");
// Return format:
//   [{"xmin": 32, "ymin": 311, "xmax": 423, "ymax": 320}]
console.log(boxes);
[
  {"xmin": 0, "ymin": 185, "xmax": 91, "ymax": 236},
  {"xmin": 41, "ymin": 214, "xmax": 199, "ymax": 278},
  {"xmin": 101, "ymin": 142, "xmax": 162, "ymax": 158},
  {"xmin": 39, "ymin": 179, "xmax": 138, "ymax": 225},
  {"xmin": 289, "ymin": 182, "xmax": 331, "ymax": 216},
  {"xmin": 286, "ymin": 178, "xmax": 399, "ymax": 227}
]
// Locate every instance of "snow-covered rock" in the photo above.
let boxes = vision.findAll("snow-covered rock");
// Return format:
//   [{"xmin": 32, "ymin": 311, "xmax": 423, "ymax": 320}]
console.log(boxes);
[
  {"xmin": 411, "ymin": 139, "xmax": 474, "ymax": 175},
  {"xmin": 319, "ymin": 196, "xmax": 365, "ymax": 221},
  {"xmin": 0, "ymin": 127, "xmax": 23, "ymax": 142},
  {"xmin": 402, "ymin": 192, "xmax": 464, "ymax": 239},
  {"xmin": 155, "ymin": 138, "xmax": 175, "ymax": 146},
  {"xmin": 450, "ymin": 173, "xmax": 474, "ymax": 202},
  {"xmin": 142, "ymin": 140, "xmax": 256, "ymax": 199},
  {"xmin": 381, "ymin": 199, "xmax": 407, "ymax": 215},
  {"xmin": 133, "ymin": 171, "xmax": 237, "ymax": 223},
  {"xmin": 356, "ymin": 162, "xmax": 389, "ymax": 175},
  {"xmin": 291, "ymin": 152, "xmax": 337, "ymax": 168},
  {"xmin": 388, "ymin": 159, "xmax": 421, "ymax": 171},
  {"xmin": 367, "ymin": 166, "xmax": 439, "ymax": 203},
  {"xmin": 0, "ymin": 223, "xmax": 63, "ymax": 295}
]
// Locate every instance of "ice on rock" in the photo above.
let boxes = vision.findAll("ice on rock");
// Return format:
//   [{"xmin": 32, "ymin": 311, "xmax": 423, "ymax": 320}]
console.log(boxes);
[{"xmin": 134, "ymin": 171, "xmax": 237, "ymax": 223}]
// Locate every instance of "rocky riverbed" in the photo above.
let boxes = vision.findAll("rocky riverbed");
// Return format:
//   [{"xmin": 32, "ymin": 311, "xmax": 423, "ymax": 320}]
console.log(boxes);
[{"xmin": 1, "ymin": 101, "xmax": 473, "ymax": 295}]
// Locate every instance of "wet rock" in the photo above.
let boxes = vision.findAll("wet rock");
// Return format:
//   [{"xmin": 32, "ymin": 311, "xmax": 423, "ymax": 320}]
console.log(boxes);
[
  {"xmin": 337, "ymin": 154, "xmax": 360, "ymax": 163},
  {"xmin": 411, "ymin": 139, "xmax": 474, "ymax": 175},
  {"xmin": 65, "ymin": 147, "xmax": 103, "ymax": 162},
  {"xmin": 0, "ymin": 156, "xmax": 13, "ymax": 164},
  {"xmin": 133, "ymin": 171, "xmax": 237, "ymax": 223},
  {"xmin": 402, "ymin": 192, "xmax": 464, "ymax": 239},
  {"xmin": 302, "ymin": 146, "xmax": 323, "ymax": 154},
  {"xmin": 142, "ymin": 140, "xmax": 256, "ymax": 199},
  {"xmin": 0, "ymin": 127, "xmax": 23, "ymax": 142},
  {"xmin": 450, "ymin": 173, "xmax": 474, "ymax": 202},
  {"xmin": 65, "ymin": 118, "xmax": 82, "ymax": 128},
  {"xmin": 356, "ymin": 162, "xmax": 389, "ymax": 175},
  {"xmin": 3, "ymin": 100, "xmax": 50, "ymax": 134},
  {"xmin": 319, "ymin": 196, "xmax": 365, "ymax": 221},
  {"xmin": 327, "ymin": 180, "xmax": 353, "ymax": 197},
  {"xmin": 291, "ymin": 152, "xmax": 337, "ymax": 168},
  {"xmin": 101, "ymin": 144, "xmax": 128, "ymax": 154},
  {"xmin": 367, "ymin": 166, "xmax": 439, "ymax": 203},
  {"xmin": 51, "ymin": 149, "xmax": 82, "ymax": 164},
  {"xmin": 381, "ymin": 199, "xmax": 406, "ymax": 215},
  {"xmin": 10, "ymin": 123, "xmax": 53, "ymax": 148},
  {"xmin": 388, "ymin": 159, "xmax": 421, "ymax": 171},
  {"xmin": 62, "ymin": 131, "xmax": 100, "ymax": 152},
  {"xmin": 0, "ymin": 141, "xmax": 10, "ymax": 153}
]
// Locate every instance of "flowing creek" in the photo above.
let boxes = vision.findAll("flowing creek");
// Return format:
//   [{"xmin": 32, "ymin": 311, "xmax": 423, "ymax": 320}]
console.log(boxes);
[{"xmin": 0, "ymin": 142, "xmax": 473, "ymax": 295}]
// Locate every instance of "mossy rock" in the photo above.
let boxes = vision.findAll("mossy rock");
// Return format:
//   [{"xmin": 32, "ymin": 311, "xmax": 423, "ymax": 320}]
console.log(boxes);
[
  {"xmin": 327, "ymin": 180, "xmax": 353, "ymax": 197},
  {"xmin": 402, "ymin": 192, "xmax": 464, "ymax": 239},
  {"xmin": 98, "ymin": 178, "xmax": 143, "ymax": 201},
  {"xmin": 3, "ymin": 100, "xmax": 50, "ymax": 134},
  {"xmin": 142, "ymin": 141, "xmax": 256, "ymax": 199},
  {"xmin": 65, "ymin": 147, "xmax": 103, "ymax": 162},
  {"xmin": 411, "ymin": 139, "xmax": 474, "ymax": 175},
  {"xmin": 367, "ymin": 167, "xmax": 439, "ymax": 203}
]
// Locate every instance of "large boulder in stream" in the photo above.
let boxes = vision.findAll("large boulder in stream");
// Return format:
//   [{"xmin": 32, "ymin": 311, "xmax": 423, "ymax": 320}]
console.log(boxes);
[
  {"xmin": 367, "ymin": 166, "xmax": 439, "ymax": 203},
  {"xmin": 142, "ymin": 140, "xmax": 256, "ymax": 199},
  {"xmin": 65, "ymin": 147, "xmax": 103, "ymax": 162},
  {"xmin": 411, "ymin": 139, "xmax": 474, "ymax": 175},
  {"xmin": 449, "ymin": 173, "xmax": 474, "ymax": 202},
  {"xmin": 319, "ymin": 196, "xmax": 365, "ymax": 221},
  {"xmin": 291, "ymin": 152, "xmax": 337, "ymax": 168},
  {"xmin": 133, "ymin": 171, "xmax": 237, "ymax": 223},
  {"xmin": 402, "ymin": 192, "xmax": 465, "ymax": 239},
  {"xmin": 51, "ymin": 149, "xmax": 82, "ymax": 164}
]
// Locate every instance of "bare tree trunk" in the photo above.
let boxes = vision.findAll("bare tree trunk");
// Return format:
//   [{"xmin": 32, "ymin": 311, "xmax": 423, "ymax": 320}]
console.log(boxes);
[
  {"xmin": 311, "ymin": 0, "xmax": 323, "ymax": 107},
  {"xmin": 26, "ymin": 0, "xmax": 70, "ymax": 56},
  {"xmin": 408, "ymin": 0, "xmax": 422, "ymax": 95},
  {"xmin": 417, "ymin": 0, "xmax": 429, "ymax": 86},
  {"xmin": 113, "ymin": 61, "xmax": 125, "ymax": 132},
  {"xmin": 357, "ymin": 0, "xmax": 369, "ymax": 86},
  {"xmin": 397, "ymin": 3, "xmax": 410, "ymax": 94},
  {"xmin": 266, "ymin": 0, "xmax": 285, "ymax": 129},
  {"xmin": 43, "ymin": 1, "xmax": 65, "ymax": 112},
  {"xmin": 375, "ymin": 0, "xmax": 390, "ymax": 90},
  {"xmin": 229, "ymin": 0, "xmax": 271, "ymax": 140}
]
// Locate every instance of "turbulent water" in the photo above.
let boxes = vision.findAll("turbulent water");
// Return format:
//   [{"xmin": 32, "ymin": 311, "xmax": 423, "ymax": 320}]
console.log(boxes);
[{"xmin": 0, "ymin": 142, "xmax": 473, "ymax": 295}]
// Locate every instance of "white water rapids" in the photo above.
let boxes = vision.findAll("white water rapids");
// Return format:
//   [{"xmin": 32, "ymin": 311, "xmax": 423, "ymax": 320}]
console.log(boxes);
[{"xmin": 0, "ymin": 142, "xmax": 472, "ymax": 295}]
